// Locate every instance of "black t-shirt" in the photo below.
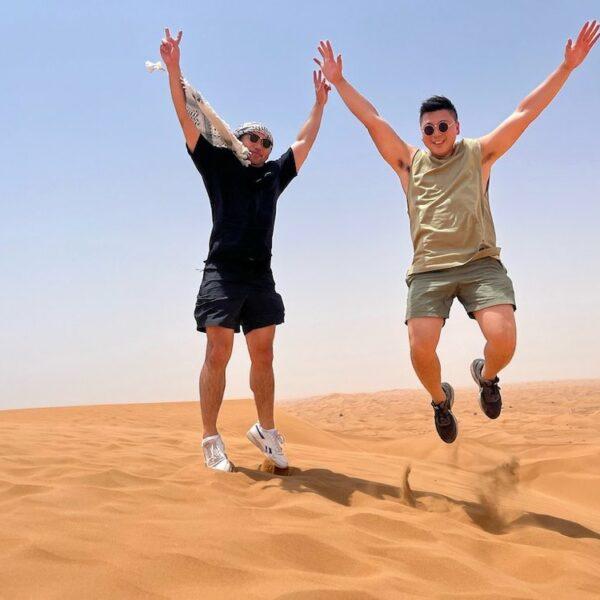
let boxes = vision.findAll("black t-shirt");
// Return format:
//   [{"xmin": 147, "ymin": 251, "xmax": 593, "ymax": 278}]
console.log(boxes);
[{"xmin": 187, "ymin": 134, "xmax": 297, "ymax": 278}]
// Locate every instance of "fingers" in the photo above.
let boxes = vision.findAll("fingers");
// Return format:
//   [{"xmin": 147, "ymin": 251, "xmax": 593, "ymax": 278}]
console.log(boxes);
[
  {"xmin": 176, "ymin": 30, "xmax": 183, "ymax": 44},
  {"xmin": 576, "ymin": 20, "xmax": 598, "ymax": 46},
  {"xmin": 165, "ymin": 27, "xmax": 172, "ymax": 40},
  {"xmin": 577, "ymin": 21, "xmax": 590, "ymax": 45},
  {"xmin": 313, "ymin": 57, "xmax": 323, "ymax": 68},
  {"xmin": 586, "ymin": 21, "xmax": 599, "ymax": 46},
  {"xmin": 580, "ymin": 20, "xmax": 593, "ymax": 43},
  {"xmin": 318, "ymin": 40, "xmax": 335, "ymax": 61},
  {"xmin": 337, "ymin": 54, "xmax": 343, "ymax": 71},
  {"xmin": 326, "ymin": 40, "xmax": 334, "ymax": 60}
]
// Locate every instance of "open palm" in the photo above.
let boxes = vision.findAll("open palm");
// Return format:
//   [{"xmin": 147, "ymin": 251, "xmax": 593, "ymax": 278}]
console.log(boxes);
[
  {"xmin": 564, "ymin": 20, "xmax": 599, "ymax": 70},
  {"xmin": 314, "ymin": 40, "xmax": 343, "ymax": 85}
]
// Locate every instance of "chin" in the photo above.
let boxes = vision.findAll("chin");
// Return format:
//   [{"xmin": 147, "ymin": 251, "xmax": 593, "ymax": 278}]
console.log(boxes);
[{"xmin": 430, "ymin": 144, "xmax": 451, "ymax": 157}]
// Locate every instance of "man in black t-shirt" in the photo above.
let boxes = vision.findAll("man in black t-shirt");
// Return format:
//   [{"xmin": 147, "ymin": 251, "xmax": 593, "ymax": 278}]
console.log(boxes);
[{"xmin": 160, "ymin": 29, "xmax": 330, "ymax": 472}]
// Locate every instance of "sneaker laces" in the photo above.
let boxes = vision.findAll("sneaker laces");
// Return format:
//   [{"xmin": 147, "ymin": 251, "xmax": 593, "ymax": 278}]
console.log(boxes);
[
  {"xmin": 265, "ymin": 429, "xmax": 285, "ymax": 453},
  {"xmin": 482, "ymin": 378, "xmax": 501, "ymax": 402},
  {"xmin": 432, "ymin": 401, "xmax": 451, "ymax": 426}
]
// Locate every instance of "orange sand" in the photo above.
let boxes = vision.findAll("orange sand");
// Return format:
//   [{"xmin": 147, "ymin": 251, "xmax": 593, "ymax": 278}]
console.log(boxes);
[{"xmin": 1, "ymin": 380, "xmax": 599, "ymax": 599}]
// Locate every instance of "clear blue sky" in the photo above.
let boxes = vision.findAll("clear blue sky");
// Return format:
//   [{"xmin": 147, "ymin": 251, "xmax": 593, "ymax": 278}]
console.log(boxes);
[{"xmin": 2, "ymin": 1, "xmax": 599, "ymax": 409}]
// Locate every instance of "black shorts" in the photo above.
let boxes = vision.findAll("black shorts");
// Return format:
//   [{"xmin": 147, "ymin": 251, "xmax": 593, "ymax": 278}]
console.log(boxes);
[{"xmin": 194, "ymin": 270, "xmax": 285, "ymax": 335}]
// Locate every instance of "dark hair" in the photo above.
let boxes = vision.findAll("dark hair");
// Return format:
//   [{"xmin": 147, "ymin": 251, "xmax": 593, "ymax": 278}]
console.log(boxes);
[{"xmin": 419, "ymin": 96, "xmax": 458, "ymax": 122}]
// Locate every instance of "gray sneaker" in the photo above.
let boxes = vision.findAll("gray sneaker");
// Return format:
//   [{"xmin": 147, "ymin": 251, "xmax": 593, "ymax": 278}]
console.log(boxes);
[
  {"xmin": 470, "ymin": 359, "xmax": 502, "ymax": 419},
  {"xmin": 431, "ymin": 382, "xmax": 458, "ymax": 444}
]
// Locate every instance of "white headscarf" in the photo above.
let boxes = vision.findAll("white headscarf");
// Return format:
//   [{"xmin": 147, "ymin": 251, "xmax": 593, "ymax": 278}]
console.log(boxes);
[{"xmin": 146, "ymin": 60, "xmax": 251, "ymax": 166}]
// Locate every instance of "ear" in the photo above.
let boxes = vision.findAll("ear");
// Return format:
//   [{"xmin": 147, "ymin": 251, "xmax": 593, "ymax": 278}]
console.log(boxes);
[{"xmin": 455, "ymin": 121, "xmax": 460, "ymax": 135}]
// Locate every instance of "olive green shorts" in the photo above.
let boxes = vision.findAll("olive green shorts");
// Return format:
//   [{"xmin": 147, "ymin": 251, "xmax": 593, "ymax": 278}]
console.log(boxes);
[{"xmin": 405, "ymin": 258, "xmax": 516, "ymax": 323}]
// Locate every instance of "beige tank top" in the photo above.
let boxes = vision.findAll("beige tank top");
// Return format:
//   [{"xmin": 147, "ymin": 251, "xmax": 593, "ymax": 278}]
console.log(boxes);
[{"xmin": 406, "ymin": 138, "xmax": 500, "ymax": 275}]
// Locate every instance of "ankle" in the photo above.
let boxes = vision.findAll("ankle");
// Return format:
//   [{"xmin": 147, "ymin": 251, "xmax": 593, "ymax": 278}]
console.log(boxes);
[
  {"xmin": 431, "ymin": 387, "xmax": 446, "ymax": 404},
  {"xmin": 258, "ymin": 421, "xmax": 275, "ymax": 431},
  {"xmin": 481, "ymin": 368, "xmax": 498, "ymax": 382}
]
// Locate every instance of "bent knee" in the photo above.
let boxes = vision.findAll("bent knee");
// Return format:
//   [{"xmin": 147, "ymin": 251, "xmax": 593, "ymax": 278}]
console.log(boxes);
[
  {"xmin": 488, "ymin": 324, "xmax": 517, "ymax": 351},
  {"xmin": 409, "ymin": 337, "xmax": 438, "ymax": 358}
]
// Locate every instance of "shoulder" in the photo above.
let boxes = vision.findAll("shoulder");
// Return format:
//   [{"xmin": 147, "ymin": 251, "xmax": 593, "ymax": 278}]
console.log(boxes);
[
  {"xmin": 187, "ymin": 134, "xmax": 240, "ymax": 170},
  {"xmin": 461, "ymin": 137, "xmax": 481, "ymax": 153},
  {"xmin": 272, "ymin": 148, "xmax": 297, "ymax": 175}
]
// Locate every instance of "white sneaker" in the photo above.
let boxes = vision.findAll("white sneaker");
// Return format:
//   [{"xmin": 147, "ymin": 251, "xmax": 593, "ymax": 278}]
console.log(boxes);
[
  {"xmin": 246, "ymin": 423, "xmax": 288, "ymax": 469},
  {"xmin": 202, "ymin": 434, "xmax": 234, "ymax": 472}
]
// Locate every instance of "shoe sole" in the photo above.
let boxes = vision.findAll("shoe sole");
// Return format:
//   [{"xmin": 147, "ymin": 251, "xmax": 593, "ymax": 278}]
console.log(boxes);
[
  {"xmin": 205, "ymin": 460, "xmax": 235, "ymax": 473},
  {"xmin": 470, "ymin": 359, "xmax": 500, "ymax": 419},
  {"xmin": 246, "ymin": 428, "xmax": 288, "ymax": 469}
]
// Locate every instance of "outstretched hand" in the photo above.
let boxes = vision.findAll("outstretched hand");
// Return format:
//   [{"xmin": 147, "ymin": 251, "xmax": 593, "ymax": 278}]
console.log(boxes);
[
  {"xmin": 160, "ymin": 28, "xmax": 183, "ymax": 70},
  {"xmin": 564, "ymin": 20, "xmax": 599, "ymax": 71},
  {"xmin": 314, "ymin": 70, "xmax": 331, "ymax": 106},
  {"xmin": 313, "ymin": 40, "xmax": 343, "ymax": 85}
]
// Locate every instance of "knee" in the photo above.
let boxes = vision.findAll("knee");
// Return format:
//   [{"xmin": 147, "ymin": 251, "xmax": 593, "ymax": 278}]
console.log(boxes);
[
  {"xmin": 250, "ymin": 346, "xmax": 274, "ymax": 369},
  {"xmin": 490, "ymin": 324, "xmax": 517, "ymax": 355},
  {"xmin": 409, "ymin": 337, "xmax": 437, "ymax": 361},
  {"xmin": 205, "ymin": 343, "xmax": 232, "ymax": 370}
]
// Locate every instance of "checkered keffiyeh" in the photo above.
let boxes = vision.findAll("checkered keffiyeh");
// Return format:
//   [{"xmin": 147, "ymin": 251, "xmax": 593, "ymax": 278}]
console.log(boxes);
[
  {"xmin": 146, "ymin": 60, "xmax": 251, "ymax": 166},
  {"xmin": 234, "ymin": 122, "xmax": 274, "ymax": 145}
]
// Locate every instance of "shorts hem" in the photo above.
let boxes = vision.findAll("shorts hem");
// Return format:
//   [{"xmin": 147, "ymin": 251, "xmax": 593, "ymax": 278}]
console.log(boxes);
[
  {"xmin": 405, "ymin": 312, "xmax": 449, "ymax": 326},
  {"xmin": 466, "ymin": 301, "xmax": 517, "ymax": 319},
  {"xmin": 196, "ymin": 319, "xmax": 240, "ymax": 334},
  {"xmin": 242, "ymin": 314, "xmax": 285, "ymax": 335}
]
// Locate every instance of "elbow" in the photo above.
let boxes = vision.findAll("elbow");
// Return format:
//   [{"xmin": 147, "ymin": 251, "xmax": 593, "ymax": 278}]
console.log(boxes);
[
  {"xmin": 363, "ymin": 114, "xmax": 380, "ymax": 132},
  {"xmin": 515, "ymin": 104, "xmax": 529, "ymax": 116},
  {"xmin": 515, "ymin": 105, "xmax": 536, "ymax": 122}
]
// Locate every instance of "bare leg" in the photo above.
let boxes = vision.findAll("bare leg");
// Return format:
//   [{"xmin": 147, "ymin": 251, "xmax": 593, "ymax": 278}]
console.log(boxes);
[
  {"xmin": 473, "ymin": 305, "xmax": 517, "ymax": 380},
  {"xmin": 245, "ymin": 325, "xmax": 276, "ymax": 429},
  {"xmin": 199, "ymin": 326, "xmax": 234, "ymax": 438},
  {"xmin": 407, "ymin": 317, "xmax": 446, "ymax": 403}
]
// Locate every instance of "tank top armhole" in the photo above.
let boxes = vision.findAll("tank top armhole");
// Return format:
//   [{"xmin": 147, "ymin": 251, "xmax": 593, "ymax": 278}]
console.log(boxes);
[{"xmin": 406, "ymin": 149, "xmax": 421, "ymax": 211}]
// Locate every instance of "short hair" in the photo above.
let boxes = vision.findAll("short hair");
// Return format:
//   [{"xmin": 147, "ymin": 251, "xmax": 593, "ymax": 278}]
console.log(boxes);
[{"xmin": 419, "ymin": 96, "xmax": 458, "ymax": 122}]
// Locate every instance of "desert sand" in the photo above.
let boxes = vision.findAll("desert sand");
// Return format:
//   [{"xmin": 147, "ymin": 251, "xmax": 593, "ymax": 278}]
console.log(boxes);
[{"xmin": 1, "ymin": 380, "xmax": 599, "ymax": 599}]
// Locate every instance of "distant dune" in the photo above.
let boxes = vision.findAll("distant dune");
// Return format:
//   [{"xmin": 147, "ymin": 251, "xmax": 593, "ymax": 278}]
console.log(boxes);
[{"xmin": 1, "ymin": 380, "xmax": 599, "ymax": 599}]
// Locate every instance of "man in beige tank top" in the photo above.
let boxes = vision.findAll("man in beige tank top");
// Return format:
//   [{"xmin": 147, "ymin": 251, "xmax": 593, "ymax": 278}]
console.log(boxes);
[{"xmin": 314, "ymin": 22, "xmax": 599, "ymax": 443}]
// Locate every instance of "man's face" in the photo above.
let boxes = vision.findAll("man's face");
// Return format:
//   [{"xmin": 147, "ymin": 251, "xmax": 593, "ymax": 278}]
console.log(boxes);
[
  {"xmin": 420, "ymin": 109, "xmax": 460, "ymax": 158},
  {"xmin": 240, "ymin": 132, "xmax": 273, "ymax": 167}
]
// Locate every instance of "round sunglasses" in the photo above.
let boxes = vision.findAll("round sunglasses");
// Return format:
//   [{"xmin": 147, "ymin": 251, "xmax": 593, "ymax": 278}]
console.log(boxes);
[
  {"xmin": 422, "ymin": 121, "xmax": 454, "ymax": 136},
  {"xmin": 247, "ymin": 132, "xmax": 273, "ymax": 149}
]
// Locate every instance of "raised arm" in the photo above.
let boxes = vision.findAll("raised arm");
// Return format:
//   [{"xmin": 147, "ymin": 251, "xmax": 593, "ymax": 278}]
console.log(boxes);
[
  {"xmin": 314, "ymin": 40, "xmax": 417, "ymax": 179},
  {"xmin": 291, "ymin": 71, "xmax": 330, "ymax": 172},
  {"xmin": 159, "ymin": 28, "xmax": 200, "ymax": 152},
  {"xmin": 479, "ymin": 20, "xmax": 599, "ymax": 165}
]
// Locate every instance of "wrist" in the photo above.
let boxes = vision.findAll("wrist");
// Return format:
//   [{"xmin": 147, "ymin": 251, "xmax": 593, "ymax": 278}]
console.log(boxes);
[
  {"xmin": 559, "ymin": 61, "xmax": 574, "ymax": 74},
  {"xmin": 167, "ymin": 63, "xmax": 182, "ymax": 76}
]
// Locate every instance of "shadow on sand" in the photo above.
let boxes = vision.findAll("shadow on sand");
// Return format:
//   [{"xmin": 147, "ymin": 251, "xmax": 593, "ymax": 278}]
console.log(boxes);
[{"xmin": 236, "ymin": 464, "xmax": 600, "ymax": 540}]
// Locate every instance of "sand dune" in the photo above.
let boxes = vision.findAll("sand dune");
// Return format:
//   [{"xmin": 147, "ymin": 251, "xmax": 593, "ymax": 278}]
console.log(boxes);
[{"xmin": 1, "ymin": 380, "xmax": 599, "ymax": 599}]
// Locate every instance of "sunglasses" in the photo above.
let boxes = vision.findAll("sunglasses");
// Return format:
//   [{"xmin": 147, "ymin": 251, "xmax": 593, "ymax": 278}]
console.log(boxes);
[
  {"xmin": 247, "ymin": 132, "xmax": 273, "ymax": 149},
  {"xmin": 422, "ymin": 121, "xmax": 453, "ymax": 136}
]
